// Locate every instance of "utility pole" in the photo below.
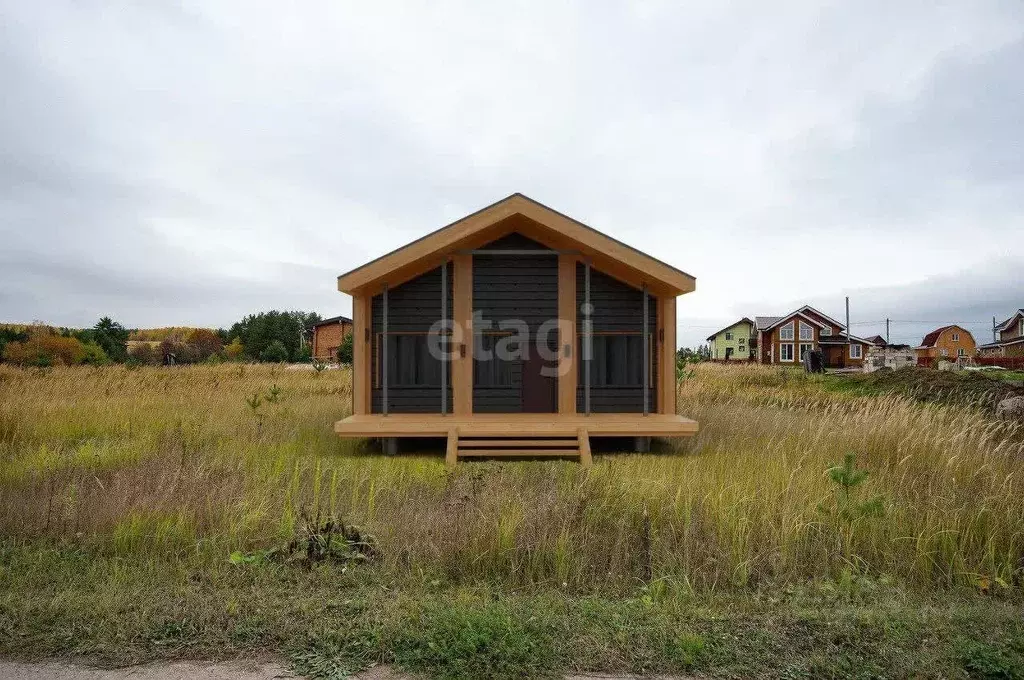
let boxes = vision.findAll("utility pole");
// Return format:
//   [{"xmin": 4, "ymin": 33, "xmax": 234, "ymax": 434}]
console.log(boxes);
[
  {"xmin": 886, "ymin": 318, "xmax": 890, "ymax": 345},
  {"xmin": 845, "ymin": 297, "xmax": 851, "ymax": 347},
  {"xmin": 993, "ymin": 316, "xmax": 998, "ymax": 343}
]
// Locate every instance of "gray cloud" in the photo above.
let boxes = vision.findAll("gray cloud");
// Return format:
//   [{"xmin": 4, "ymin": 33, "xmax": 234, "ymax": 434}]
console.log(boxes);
[{"xmin": 0, "ymin": 1, "xmax": 1021, "ymax": 345}]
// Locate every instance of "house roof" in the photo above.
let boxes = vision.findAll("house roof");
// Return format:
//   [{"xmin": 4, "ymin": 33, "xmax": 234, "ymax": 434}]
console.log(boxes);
[
  {"xmin": 706, "ymin": 318, "xmax": 753, "ymax": 342},
  {"xmin": 917, "ymin": 326, "xmax": 951, "ymax": 348},
  {"xmin": 995, "ymin": 309, "xmax": 1024, "ymax": 331},
  {"xmin": 818, "ymin": 334, "xmax": 872, "ymax": 345},
  {"xmin": 310, "ymin": 315, "xmax": 353, "ymax": 328},
  {"xmin": 754, "ymin": 316, "xmax": 782, "ymax": 331},
  {"xmin": 865, "ymin": 335, "xmax": 886, "ymax": 346},
  {"xmin": 335, "ymin": 193, "xmax": 696, "ymax": 296},
  {"xmin": 979, "ymin": 336, "xmax": 1024, "ymax": 349},
  {"xmin": 756, "ymin": 309, "xmax": 826, "ymax": 332}
]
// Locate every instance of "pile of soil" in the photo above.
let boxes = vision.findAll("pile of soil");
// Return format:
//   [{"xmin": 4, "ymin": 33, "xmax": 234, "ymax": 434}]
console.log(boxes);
[{"xmin": 847, "ymin": 367, "xmax": 1024, "ymax": 410}]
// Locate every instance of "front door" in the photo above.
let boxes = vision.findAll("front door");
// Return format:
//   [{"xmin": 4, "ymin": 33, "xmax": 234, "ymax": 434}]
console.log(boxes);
[{"xmin": 521, "ymin": 334, "xmax": 557, "ymax": 413}]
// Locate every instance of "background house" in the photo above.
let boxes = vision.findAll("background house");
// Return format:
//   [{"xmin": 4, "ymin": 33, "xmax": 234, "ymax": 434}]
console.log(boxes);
[
  {"xmin": 706, "ymin": 318, "xmax": 753, "ymax": 361},
  {"xmin": 914, "ymin": 325, "xmax": 976, "ymax": 364},
  {"xmin": 754, "ymin": 306, "xmax": 871, "ymax": 369},
  {"xmin": 310, "ymin": 315, "xmax": 353, "ymax": 361},
  {"xmin": 978, "ymin": 309, "xmax": 1024, "ymax": 358}
]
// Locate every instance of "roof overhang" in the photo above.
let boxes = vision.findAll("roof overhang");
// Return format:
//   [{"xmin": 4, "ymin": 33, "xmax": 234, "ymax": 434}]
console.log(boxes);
[
  {"xmin": 761, "ymin": 310, "xmax": 826, "ymax": 332},
  {"xmin": 336, "ymin": 193, "xmax": 696, "ymax": 297},
  {"xmin": 996, "ymin": 311, "xmax": 1024, "ymax": 331}
]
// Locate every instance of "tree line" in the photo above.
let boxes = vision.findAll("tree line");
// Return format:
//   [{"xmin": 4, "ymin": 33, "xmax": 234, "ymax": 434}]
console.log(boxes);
[{"xmin": 0, "ymin": 311, "xmax": 351, "ymax": 367}]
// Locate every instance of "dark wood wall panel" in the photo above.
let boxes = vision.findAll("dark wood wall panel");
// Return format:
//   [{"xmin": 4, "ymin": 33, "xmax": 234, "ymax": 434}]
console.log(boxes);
[
  {"xmin": 472, "ymin": 233, "xmax": 558, "ymax": 413},
  {"xmin": 371, "ymin": 263, "xmax": 453, "ymax": 414},
  {"xmin": 576, "ymin": 264, "xmax": 658, "ymax": 412}
]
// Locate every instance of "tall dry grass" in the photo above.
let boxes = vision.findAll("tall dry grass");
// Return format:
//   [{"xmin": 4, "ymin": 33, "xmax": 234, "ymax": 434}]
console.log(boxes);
[{"xmin": 1, "ymin": 362, "xmax": 1021, "ymax": 593}]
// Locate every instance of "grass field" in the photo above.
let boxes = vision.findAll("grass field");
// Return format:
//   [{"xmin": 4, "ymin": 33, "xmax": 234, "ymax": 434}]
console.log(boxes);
[{"xmin": 1, "ymin": 363, "xmax": 1023, "ymax": 678}]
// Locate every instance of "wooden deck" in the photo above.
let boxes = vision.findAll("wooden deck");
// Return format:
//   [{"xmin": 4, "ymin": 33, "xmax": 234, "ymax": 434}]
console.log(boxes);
[{"xmin": 334, "ymin": 412, "xmax": 699, "ymax": 438}]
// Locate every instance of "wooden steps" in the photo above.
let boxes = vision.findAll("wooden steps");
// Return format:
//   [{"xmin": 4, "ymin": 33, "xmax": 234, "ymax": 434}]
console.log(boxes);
[{"xmin": 446, "ymin": 428, "xmax": 592, "ymax": 468}]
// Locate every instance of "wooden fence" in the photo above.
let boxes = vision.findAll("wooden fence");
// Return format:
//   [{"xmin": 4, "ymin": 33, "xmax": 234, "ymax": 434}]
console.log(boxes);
[{"xmin": 976, "ymin": 356, "xmax": 1024, "ymax": 370}]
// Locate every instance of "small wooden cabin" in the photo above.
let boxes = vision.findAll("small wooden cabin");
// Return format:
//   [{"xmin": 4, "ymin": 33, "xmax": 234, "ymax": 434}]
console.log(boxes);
[{"xmin": 334, "ymin": 194, "xmax": 698, "ymax": 466}]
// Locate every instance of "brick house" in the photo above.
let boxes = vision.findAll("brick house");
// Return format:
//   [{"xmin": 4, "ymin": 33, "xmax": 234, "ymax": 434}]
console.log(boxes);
[
  {"xmin": 914, "ymin": 325, "xmax": 976, "ymax": 363},
  {"xmin": 978, "ymin": 309, "xmax": 1024, "ymax": 358},
  {"xmin": 754, "ymin": 305, "xmax": 871, "ymax": 369},
  {"xmin": 310, "ymin": 315, "xmax": 353, "ymax": 362}
]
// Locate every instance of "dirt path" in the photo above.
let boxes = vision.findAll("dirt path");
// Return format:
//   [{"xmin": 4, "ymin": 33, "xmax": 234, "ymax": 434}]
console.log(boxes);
[{"xmin": 0, "ymin": 660, "xmax": 689, "ymax": 679}]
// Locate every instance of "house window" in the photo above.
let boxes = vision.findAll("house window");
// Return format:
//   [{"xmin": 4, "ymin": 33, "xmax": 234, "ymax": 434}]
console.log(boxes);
[
  {"xmin": 474, "ymin": 333, "xmax": 515, "ymax": 387},
  {"xmin": 376, "ymin": 333, "xmax": 443, "ymax": 387},
  {"xmin": 799, "ymin": 322, "xmax": 813, "ymax": 341},
  {"xmin": 821, "ymin": 326, "xmax": 832, "ymax": 336},
  {"xmin": 725, "ymin": 332, "xmax": 733, "ymax": 341},
  {"xmin": 799, "ymin": 343, "xmax": 813, "ymax": 361},
  {"xmin": 850, "ymin": 344, "xmax": 862, "ymax": 359},
  {"xmin": 779, "ymin": 322, "xmax": 794, "ymax": 341},
  {"xmin": 957, "ymin": 348, "xmax": 966, "ymax": 357},
  {"xmin": 580, "ymin": 334, "xmax": 651, "ymax": 387},
  {"xmin": 779, "ymin": 343, "xmax": 794, "ymax": 362},
  {"xmin": 940, "ymin": 348, "xmax": 948, "ymax": 357},
  {"xmin": 951, "ymin": 332, "xmax": 960, "ymax": 342}
]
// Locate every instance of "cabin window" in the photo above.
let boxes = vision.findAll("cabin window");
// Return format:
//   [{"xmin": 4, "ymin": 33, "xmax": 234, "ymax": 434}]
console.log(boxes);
[
  {"xmin": 580, "ymin": 334, "xmax": 652, "ymax": 387},
  {"xmin": 957, "ymin": 348, "xmax": 966, "ymax": 357},
  {"xmin": 952, "ymin": 332, "xmax": 960, "ymax": 342},
  {"xmin": 375, "ymin": 333, "xmax": 443, "ymax": 387},
  {"xmin": 799, "ymin": 343, "xmax": 813, "ymax": 361},
  {"xmin": 799, "ymin": 322, "xmax": 813, "ymax": 341},
  {"xmin": 779, "ymin": 343, "xmax": 794, "ymax": 362},
  {"xmin": 821, "ymin": 326, "xmax": 832, "ymax": 336},
  {"xmin": 941, "ymin": 348, "xmax": 948, "ymax": 357},
  {"xmin": 474, "ymin": 333, "xmax": 516, "ymax": 387},
  {"xmin": 779, "ymin": 322, "xmax": 794, "ymax": 341},
  {"xmin": 850, "ymin": 344, "xmax": 862, "ymax": 359},
  {"xmin": 725, "ymin": 332, "xmax": 733, "ymax": 341}
]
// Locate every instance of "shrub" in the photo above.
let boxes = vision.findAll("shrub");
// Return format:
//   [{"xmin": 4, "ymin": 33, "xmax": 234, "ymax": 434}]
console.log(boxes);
[
  {"xmin": 260, "ymin": 340, "xmax": 289, "ymax": 363},
  {"xmin": 224, "ymin": 337, "xmax": 245, "ymax": 361},
  {"xmin": 337, "ymin": 332, "xmax": 353, "ymax": 365}
]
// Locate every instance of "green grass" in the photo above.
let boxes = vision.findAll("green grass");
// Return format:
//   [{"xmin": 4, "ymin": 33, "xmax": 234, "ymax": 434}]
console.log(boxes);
[
  {"xmin": 2, "ymin": 362, "xmax": 1024, "ymax": 677},
  {"xmin": 2, "ymin": 544, "xmax": 1023, "ymax": 679}
]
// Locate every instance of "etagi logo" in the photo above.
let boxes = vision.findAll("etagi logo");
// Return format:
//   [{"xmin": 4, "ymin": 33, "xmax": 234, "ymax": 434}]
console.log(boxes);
[{"xmin": 425, "ymin": 304, "xmax": 594, "ymax": 378}]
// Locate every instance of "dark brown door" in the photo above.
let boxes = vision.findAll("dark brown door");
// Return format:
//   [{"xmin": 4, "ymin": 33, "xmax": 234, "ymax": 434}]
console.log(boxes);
[{"xmin": 521, "ymin": 340, "xmax": 557, "ymax": 413}]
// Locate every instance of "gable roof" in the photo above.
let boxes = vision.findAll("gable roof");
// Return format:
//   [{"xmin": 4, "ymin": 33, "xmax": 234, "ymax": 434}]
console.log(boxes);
[
  {"xmin": 916, "ymin": 325, "xmax": 974, "ymax": 348},
  {"xmin": 794, "ymin": 305, "xmax": 846, "ymax": 330},
  {"xmin": 754, "ymin": 305, "xmax": 847, "ymax": 333},
  {"xmin": 757, "ymin": 309, "xmax": 826, "ymax": 332},
  {"xmin": 865, "ymin": 335, "xmax": 886, "ymax": 346},
  {"xmin": 996, "ymin": 309, "xmax": 1024, "ymax": 331},
  {"xmin": 336, "ymin": 193, "xmax": 696, "ymax": 296},
  {"xmin": 706, "ymin": 318, "xmax": 753, "ymax": 342},
  {"xmin": 310, "ymin": 315, "xmax": 353, "ymax": 329}
]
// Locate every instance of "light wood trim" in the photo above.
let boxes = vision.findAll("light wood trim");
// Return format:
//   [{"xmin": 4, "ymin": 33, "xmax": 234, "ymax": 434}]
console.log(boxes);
[
  {"xmin": 337, "ymin": 194, "xmax": 695, "ymax": 295},
  {"xmin": 578, "ymin": 428, "xmax": 592, "ymax": 468},
  {"xmin": 458, "ymin": 449, "xmax": 579, "ymax": 457},
  {"xmin": 659, "ymin": 295, "xmax": 677, "ymax": 415},
  {"xmin": 557, "ymin": 254, "xmax": 577, "ymax": 414},
  {"xmin": 335, "ymin": 412, "xmax": 699, "ymax": 437},
  {"xmin": 452, "ymin": 253, "xmax": 473, "ymax": 415},
  {"xmin": 445, "ymin": 428, "xmax": 458, "ymax": 469},
  {"xmin": 352, "ymin": 294, "xmax": 370, "ymax": 415},
  {"xmin": 460, "ymin": 439, "xmax": 576, "ymax": 447}
]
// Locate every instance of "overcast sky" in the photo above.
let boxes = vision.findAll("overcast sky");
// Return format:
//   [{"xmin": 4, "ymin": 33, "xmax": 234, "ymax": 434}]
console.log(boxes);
[{"xmin": 2, "ymin": 2, "xmax": 1022, "ymax": 347}]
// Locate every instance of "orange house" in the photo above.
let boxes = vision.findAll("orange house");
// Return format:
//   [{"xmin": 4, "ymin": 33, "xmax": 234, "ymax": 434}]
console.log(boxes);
[
  {"xmin": 914, "ymin": 325, "xmax": 976, "ymax": 362},
  {"xmin": 310, "ymin": 316, "xmax": 353, "ymax": 361}
]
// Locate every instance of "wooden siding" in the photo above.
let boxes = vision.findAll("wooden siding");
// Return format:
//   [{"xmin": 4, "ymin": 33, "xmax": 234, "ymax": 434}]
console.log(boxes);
[
  {"xmin": 575, "ymin": 264, "xmax": 657, "ymax": 412},
  {"xmin": 471, "ymin": 233, "xmax": 558, "ymax": 413},
  {"xmin": 370, "ymin": 263, "xmax": 453, "ymax": 414},
  {"xmin": 915, "ymin": 325, "xmax": 977, "ymax": 360}
]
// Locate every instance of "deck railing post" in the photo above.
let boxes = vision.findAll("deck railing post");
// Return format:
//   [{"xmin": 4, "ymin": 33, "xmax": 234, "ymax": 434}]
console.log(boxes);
[
  {"xmin": 642, "ymin": 284, "xmax": 649, "ymax": 416},
  {"xmin": 584, "ymin": 261, "xmax": 591, "ymax": 416},
  {"xmin": 382, "ymin": 283, "xmax": 388, "ymax": 416},
  {"xmin": 441, "ymin": 262, "xmax": 447, "ymax": 415}
]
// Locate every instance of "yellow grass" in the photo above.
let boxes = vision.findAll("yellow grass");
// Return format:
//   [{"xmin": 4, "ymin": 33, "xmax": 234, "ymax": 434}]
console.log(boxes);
[{"xmin": 1, "ymin": 362, "xmax": 1022, "ymax": 592}]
